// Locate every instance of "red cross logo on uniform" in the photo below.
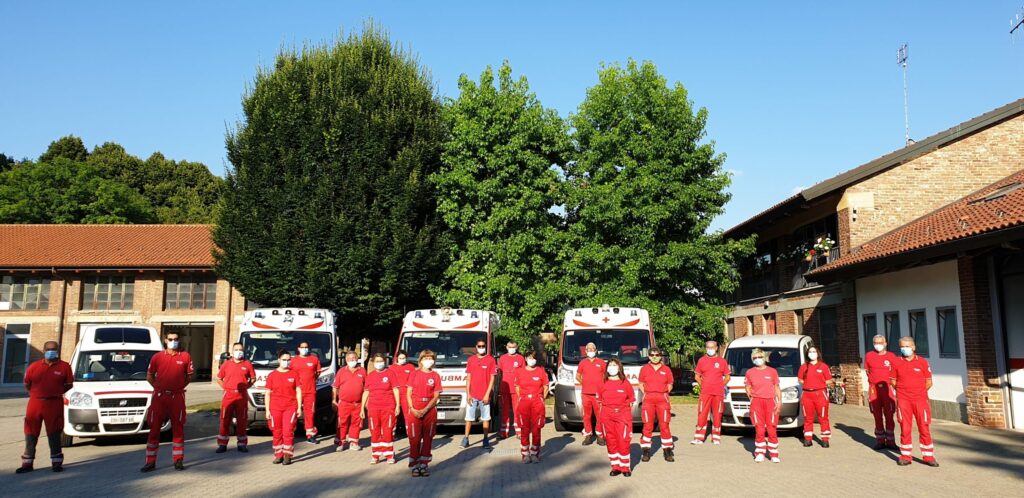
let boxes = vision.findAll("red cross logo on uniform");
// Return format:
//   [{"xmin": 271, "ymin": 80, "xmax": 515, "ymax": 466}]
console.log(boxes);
[{"xmin": 602, "ymin": 317, "xmax": 610, "ymax": 323}]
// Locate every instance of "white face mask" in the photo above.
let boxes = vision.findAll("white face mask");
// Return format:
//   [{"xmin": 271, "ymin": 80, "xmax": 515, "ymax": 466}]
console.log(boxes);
[
  {"xmin": 526, "ymin": 358, "xmax": 537, "ymax": 367},
  {"xmin": 298, "ymin": 348, "xmax": 309, "ymax": 356},
  {"xmin": 508, "ymin": 347, "xmax": 517, "ymax": 355},
  {"xmin": 808, "ymin": 352, "xmax": 818, "ymax": 361},
  {"xmin": 753, "ymin": 358, "xmax": 765, "ymax": 367},
  {"xmin": 167, "ymin": 340, "xmax": 179, "ymax": 350},
  {"xmin": 477, "ymin": 347, "xmax": 487, "ymax": 355},
  {"xmin": 586, "ymin": 351, "xmax": 596, "ymax": 358},
  {"xmin": 374, "ymin": 361, "xmax": 386, "ymax": 370},
  {"xmin": 280, "ymin": 359, "xmax": 290, "ymax": 368},
  {"xmin": 233, "ymin": 350, "xmax": 244, "ymax": 360},
  {"xmin": 874, "ymin": 343, "xmax": 886, "ymax": 352},
  {"xmin": 421, "ymin": 359, "xmax": 434, "ymax": 369},
  {"xmin": 397, "ymin": 357, "xmax": 407, "ymax": 365},
  {"xmin": 707, "ymin": 349, "xmax": 717, "ymax": 356},
  {"xmin": 607, "ymin": 366, "xmax": 620, "ymax": 377},
  {"xmin": 347, "ymin": 360, "xmax": 358, "ymax": 369}
]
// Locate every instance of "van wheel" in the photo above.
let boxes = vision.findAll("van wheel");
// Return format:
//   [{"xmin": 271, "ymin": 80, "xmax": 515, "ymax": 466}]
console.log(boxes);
[
  {"xmin": 553, "ymin": 410, "xmax": 567, "ymax": 433},
  {"xmin": 60, "ymin": 433, "xmax": 73, "ymax": 448}
]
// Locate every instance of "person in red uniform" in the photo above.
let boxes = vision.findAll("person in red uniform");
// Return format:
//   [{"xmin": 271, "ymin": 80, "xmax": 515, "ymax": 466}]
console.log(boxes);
[
  {"xmin": 141, "ymin": 332, "xmax": 194, "ymax": 472},
  {"xmin": 216, "ymin": 342, "xmax": 255, "ymax": 453},
  {"xmin": 291, "ymin": 340, "xmax": 322, "ymax": 444},
  {"xmin": 745, "ymin": 348, "xmax": 781, "ymax": 463},
  {"xmin": 599, "ymin": 358, "xmax": 635, "ymax": 477},
  {"xmin": 333, "ymin": 351, "xmax": 366, "ymax": 451},
  {"xmin": 691, "ymin": 340, "xmax": 730, "ymax": 445},
  {"xmin": 639, "ymin": 347, "xmax": 674, "ymax": 462},
  {"xmin": 514, "ymin": 350, "xmax": 549, "ymax": 464},
  {"xmin": 461, "ymin": 339, "xmax": 496, "ymax": 449},
  {"xmin": 407, "ymin": 350, "xmax": 441, "ymax": 477},
  {"xmin": 362, "ymin": 353, "xmax": 400, "ymax": 464},
  {"xmin": 865, "ymin": 334, "xmax": 899, "ymax": 450},
  {"xmin": 797, "ymin": 346, "xmax": 834, "ymax": 448},
  {"xmin": 265, "ymin": 350, "xmax": 301, "ymax": 465},
  {"xmin": 389, "ymin": 350, "xmax": 415, "ymax": 438},
  {"xmin": 17, "ymin": 341, "xmax": 73, "ymax": 474},
  {"xmin": 891, "ymin": 336, "xmax": 939, "ymax": 467},
  {"xmin": 576, "ymin": 342, "xmax": 607, "ymax": 446},
  {"xmin": 497, "ymin": 340, "xmax": 524, "ymax": 439}
]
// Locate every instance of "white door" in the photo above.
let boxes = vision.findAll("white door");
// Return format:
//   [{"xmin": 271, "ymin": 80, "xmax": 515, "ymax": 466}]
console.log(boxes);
[
  {"xmin": 1003, "ymin": 273, "xmax": 1024, "ymax": 429},
  {"xmin": 2, "ymin": 324, "xmax": 31, "ymax": 384}
]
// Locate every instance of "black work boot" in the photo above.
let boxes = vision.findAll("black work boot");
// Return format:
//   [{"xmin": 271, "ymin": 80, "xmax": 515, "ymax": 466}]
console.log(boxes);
[
  {"xmin": 140, "ymin": 463, "xmax": 156, "ymax": 473},
  {"xmin": 803, "ymin": 439, "xmax": 813, "ymax": 447},
  {"xmin": 596, "ymin": 436, "xmax": 606, "ymax": 446},
  {"xmin": 663, "ymin": 448, "xmax": 675, "ymax": 462},
  {"xmin": 582, "ymin": 434, "xmax": 595, "ymax": 446},
  {"xmin": 641, "ymin": 448, "xmax": 651, "ymax": 462},
  {"xmin": 173, "ymin": 461, "xmax": 185, "ymax": 471}
]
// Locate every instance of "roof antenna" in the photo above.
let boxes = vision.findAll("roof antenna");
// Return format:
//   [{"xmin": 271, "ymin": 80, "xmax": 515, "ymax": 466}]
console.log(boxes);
[
  {"xmin": 897, "ymin": 43, "xmax": 913, "ymax": 146},
  {"xmin": 1012, "ymin": 8, "xmax": 1024, "ymax": 40}
]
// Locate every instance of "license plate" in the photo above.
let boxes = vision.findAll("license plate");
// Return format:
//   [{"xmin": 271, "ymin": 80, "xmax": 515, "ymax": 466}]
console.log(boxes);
[
  {"xmin": 736, "ymin": 411, "xmax": 748, "ymax": 418},
  {"xmin": 109, "ymin": 416, "xmax": 140, "ymax": 424},
  {"xmin": 437, "ymin": 411, "xmax": 446, "ymax": 420}
]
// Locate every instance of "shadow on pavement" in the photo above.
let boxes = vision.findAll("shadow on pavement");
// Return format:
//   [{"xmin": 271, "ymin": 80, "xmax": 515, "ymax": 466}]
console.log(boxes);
[{"xmin": 834, "ymin": 423, "xmax": 898, "ymax": 462}]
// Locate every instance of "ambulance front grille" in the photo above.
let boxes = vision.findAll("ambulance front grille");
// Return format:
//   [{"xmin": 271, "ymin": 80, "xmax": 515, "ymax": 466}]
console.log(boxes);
[
  {"xmin": 437, "ymin": 394, "xmax": 462, "ymax": 409},
  {"xmin": 100, "ymin": 408, "xmax": 147, "ymax": 417},
  {"xmin": 99, "ymin": 398, "xmax": 148, "ymax": 408},
  {"xmin": 252, "ymin": 392, "xmax": 266, "ymax": 407},
  {"xmin": 730, "ymin": 393, "xmax": 750, "ymax": 402}
]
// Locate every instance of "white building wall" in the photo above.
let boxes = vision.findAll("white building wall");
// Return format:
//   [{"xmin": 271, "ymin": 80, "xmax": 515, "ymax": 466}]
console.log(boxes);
[{"xmin": 856, "ymin": 260, "xmax": 968, "ymax": 404}]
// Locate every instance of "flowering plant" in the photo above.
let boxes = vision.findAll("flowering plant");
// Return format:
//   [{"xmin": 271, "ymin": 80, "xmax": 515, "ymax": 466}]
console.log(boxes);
[{"xmin": 813, "ymin": 236, "xmax": 835, "ymax": 253}]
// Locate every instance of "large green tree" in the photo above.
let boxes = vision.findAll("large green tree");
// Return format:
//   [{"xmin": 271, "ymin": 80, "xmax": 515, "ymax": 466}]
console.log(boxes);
[
  {"xmin": 214, "ymin": 25, "xmax": 448, "ymax": 340},
  {"xmin": 564, "ymin": 60, "xmax": 754, "ymax": 354},
  {"xmin": 39, "ymin": 135, "xmax": 89, "ymax": 163},
  {"xmin": 431, "ymin": 62, "xmax": 570, "ymax": 345}
]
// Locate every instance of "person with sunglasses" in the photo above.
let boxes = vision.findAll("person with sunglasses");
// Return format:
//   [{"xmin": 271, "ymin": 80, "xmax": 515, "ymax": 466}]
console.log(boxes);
[
  {"xmin": 638, "ymin": 347, "xmax": 674, "ymax": 462},
  {"xmin": 745, "ymin": 348, "xmax": 781, "ymax": 463},
  {"xmin": 461, "ymin": 339, "xmax": 496, "ymax": 449}
]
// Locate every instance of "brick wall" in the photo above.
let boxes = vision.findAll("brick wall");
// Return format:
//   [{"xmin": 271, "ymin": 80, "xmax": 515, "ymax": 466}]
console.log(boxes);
[
  {"xmin": 958, "ymin": 256, "xmax": 1006, "ymax": 428},
  {"xmin": 776, "ymin": 310, "xmax": 798, "ymax": 334},
  {"xmin": 845, "ymin": 114, "xmax": 1024, "ymax": 248},
  {"xmin": 836, "ymin": 295, "xmax": 864, "ymax": 406}
]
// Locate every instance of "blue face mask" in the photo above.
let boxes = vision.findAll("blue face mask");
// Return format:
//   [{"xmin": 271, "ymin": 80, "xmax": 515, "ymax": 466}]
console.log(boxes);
[
  {"xmin": 753, "ymin": 358, "xmax": 765, "ymax": 366},
  {"xmin": 44, "ymin": 350, "xmax": 59, "ymax": 361},
  {"xmin": 167, "ymin": 340, "xmax": 179, "ymax": 350},
  {"xmin": 900, "ymin": 347, "xmax": 913, "ymax": 357}
]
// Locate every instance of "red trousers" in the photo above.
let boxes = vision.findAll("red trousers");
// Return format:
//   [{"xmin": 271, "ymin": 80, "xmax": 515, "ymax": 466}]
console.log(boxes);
[
  {"xmin": 498, "ymin": 386, "xmax": 519, "ymax": 437},
  {"xmin": 581, "ymin": 393, "xmax": 603, "ymax": 437},
  {"xmin": 368, "ymin": 406, "xmax": 396, "ymax": 461},
  {"xmin": 335, "ymin": 400, "xmax": 362, "ymax": 446},
  {"xmin": 397, "ymin": 387, "xmax": 411, "ymax": 435},
  {"xmin": 23, "ymin": 398, "xmax": 64, "ymax": 468},
  {"xmin": 300, "ymin": 388, "xmax": 317, "ymax": 437},
  {"xmin": 601, "ymin": 406, "xmax": 632, "ymax": 473},
  {"xmin": 407, "ymin": 398, "xmax": 436, "ymax": 467},
  {"xmin": 801, "ymin": 390, "xmax": 831, "ymax": 441},
  {"xmin": 269, "ymin": 405, "xmax": 297, "ymax": 458},
  {"xmin": 516, "ymin": 395, "xmax": 544, "ymax": 459},
  {"xmin": 146, "ymin": 391, "xmax": 186, "ymax": 464},
  {"xmin": 693, "ymin": 393, "xmax": 724, "ymax": 443},
  {"xmin": 750, "ymin": 397, "xmax": 779, "ymax": 459},
  {"xmin": 897, "ymin": 398, "xmax": 935, "ymax": 462},
  {"xmin": 641, "ymin": 393, "xmax": 673, "ymax": 449},
  {"xmin": 869, "ymin": 381, "xmax": 896, "ymax": 444},
  {"xmin": 217, "ymin": 394, "xmax": 249, "ymax": 447}
]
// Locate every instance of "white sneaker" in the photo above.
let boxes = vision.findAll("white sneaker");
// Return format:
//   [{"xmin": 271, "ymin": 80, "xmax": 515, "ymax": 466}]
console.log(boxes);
[
  {"xmin": 690, "ymin": 439, "xmax": 703, "ymax": 445},
  {"xmin": 712, "ymin": 440, "xmax": 721, "ymax": 445},
  {"xmin": 754, "ymin": 454, "xmax": 765, "ymax": 463},
  {"xmin": 771, "ymin": 457, "xmax": 781, "ymax": 463}
]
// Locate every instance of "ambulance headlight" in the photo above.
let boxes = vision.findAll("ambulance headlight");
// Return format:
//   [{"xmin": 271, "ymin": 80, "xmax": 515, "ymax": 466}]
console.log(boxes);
[
  {"xmin": 69, "ymin": 392, "xmax": 93, "ymax": 407},
  {"xmin": 781, "ymin": 386, "xmax": 800, "ymax": 402},
  {"xmin": 317, "ymin": 372, "xmax": 335, "ymax": 387},
  {"xmin": 557, "ymin": 366, "xmax": 575, "ymax": 386}
]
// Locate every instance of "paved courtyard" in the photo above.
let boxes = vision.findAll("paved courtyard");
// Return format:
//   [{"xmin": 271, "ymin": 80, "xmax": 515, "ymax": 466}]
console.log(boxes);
[{"xmin": 0, "ymin": 393, "xmax": 1020, "ymax": 497}]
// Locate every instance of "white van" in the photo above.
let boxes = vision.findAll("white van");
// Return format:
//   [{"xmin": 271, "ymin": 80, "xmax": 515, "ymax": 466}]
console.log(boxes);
[
  {"xmin": 63, "ymin": 325, "xmax": 169, "ymax": 445},
  {"xmin": 720, "ymin": 334, "xmax": 812, "ymax": 431}
]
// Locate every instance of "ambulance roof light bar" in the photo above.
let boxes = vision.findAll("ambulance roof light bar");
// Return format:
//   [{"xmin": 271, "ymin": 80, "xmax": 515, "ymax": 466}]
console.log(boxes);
[
  {"xmin": 314, "ymin": 311, "xmax": 323, "ymax": 319},
  {"xmin": 429, "ymin": 310, "xmax": 437, "ymax": 316},
  {"xmin": 613, "ymin": 307, "xmax": 620, "ymax": 314},
  {"xmin": 285, "ymin": 309, "xmax": 293, "ymax": 315},
  {"xmin": 272, "ymin": 310, "xmax": 280, "ymax": 315},
  {"xmin": 601, "ymin": 304, "xmax": 611, "ymax": 312},
  {"xmin": 298, "ymin": 310, "xmax": 305, "ymax": 316},
  {"xmin": 441, "ymin": 307, "xmax": 452, "ymax": 322},
  {"xmin": 415, "ymin": 311, "xmax": 423, "ymax": 318},
  {"xmin": 456, "ymin": 309, "xmax": 464, "ymax": 316},
  {"xmin": 591, "ymin": 308, "xmax": 598, "ymax": 314},
  {"xmin": 575, "ymin": 310, "xmax": 582, "ymax": 317},
  {"xmin": 630, "ymin": 310, "xmax": 638, "ymax": 316},
  {"xmin": 255, "ymin": 311, "xmax": 265, "ymax": 318},
  {"xmin": 470, "ymin": 311, "xmax": 478, "ymax": 319}
]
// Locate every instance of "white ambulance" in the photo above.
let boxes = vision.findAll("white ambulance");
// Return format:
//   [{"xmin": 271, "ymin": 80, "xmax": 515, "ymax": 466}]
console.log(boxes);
[
  {"xmin": 237, "ymin": 308, "xmax": 338, "ymax": 432},
  {"xmin": 720, "ymin": 334, "xmax": 811, "ymax": 431},
  {"xmin": 63, "ymin": 325, "xmax": 168, "ymax": 446},
  {"xmin": 553, "ymin": 305, "xmax": 655, "ymax": 432},
  {"xmin": 394, "ymin": 308, "xmax": 500, "ymax": 426}
]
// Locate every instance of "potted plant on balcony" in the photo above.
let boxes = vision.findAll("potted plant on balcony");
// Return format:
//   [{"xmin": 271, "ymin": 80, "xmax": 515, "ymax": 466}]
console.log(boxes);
[
  {"xmin": 814, "ymin": 236, "xmax": 836, "ymax": 258},
  {"xmin": 804, "ymin": 248, "xmax": 816, "ymax": 262}
]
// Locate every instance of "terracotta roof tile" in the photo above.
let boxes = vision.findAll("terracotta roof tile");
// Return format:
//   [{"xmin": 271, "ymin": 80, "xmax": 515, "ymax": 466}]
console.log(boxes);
[
  {"xmin": 809, "ymin": 169, "xmax": 1024, "ymax": 276},
  {"xmin": 0, "ymin": 224, "xmax": 216, "ymax": 268}
]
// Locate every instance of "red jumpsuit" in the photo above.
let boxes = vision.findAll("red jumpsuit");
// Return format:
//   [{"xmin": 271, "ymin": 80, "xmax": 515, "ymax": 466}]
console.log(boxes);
[
  {"xmin": 291, "ymin": 353, "xmax": 321, "ymax": 439},
  {"xmin": 598, "ymin": 378, "xmax": 635, "ymax": 473},
  {"xmin": 265, "ymin": 369, "xmax": 299, "ymax": 459},
  {"xmin": 364, "ymin": 369, "xmax": 397, "ymax": 462},
  {"xmin": 145, "ymin": 350, "xmax": 193, "ymax": 465},
  {"xmin": 639, "ymin": 363, "xmax": 674, "ymax": 450},
  {"xmin": 389, "ymin": 362, "xmax": 416, "ymax": 436},
  {"xmin": 332, "ymin": 367, "xmax": 366, "ymax": 447},
  {"xmin": 216, "ymin": 359, "xmax": 254, "ymax": 448},
  {"xmin": 22, "ymin": 359, "xmax": 73, "ymax": 469},
  {"xmin": 693, "ymin": 354, "xmax": 729, "ymax": 443},
  {"xmin": 865, "ymin": 350, "xmax": 898, "ymax": 445},
  {"xmin": 406, "ymin": 369, "xmax": 441, "ymax": 468},
  {"xmin": 798, "ymin": 361, "xmax": 832, "ymax": 443},
  {"xmin": 514, "ymin": 367, "xmax": 548, "ymax": 461},
  {"xmin": 578, "ymin": 357, "xmax": 607, "ymax": 438},
  {"xmin": 745, "ymin": 366, "xmax": 780, "ymax": 460},
  {"xmin": 891, "ymin": 355, "xmax": 935, "ymax": 463},
  {"xmin": 498, "ymin": 353, "xmax": 524, "ymax": 438}
]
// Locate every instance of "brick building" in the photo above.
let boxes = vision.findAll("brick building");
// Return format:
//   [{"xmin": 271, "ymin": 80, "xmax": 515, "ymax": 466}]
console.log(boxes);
[
  {"xmin": 0, "ymin": 224, "xmax": 249, "ymax": 385},
  {"xmin": 724, "ymin": 98, "xmax": 1024, "ymax": 428}
]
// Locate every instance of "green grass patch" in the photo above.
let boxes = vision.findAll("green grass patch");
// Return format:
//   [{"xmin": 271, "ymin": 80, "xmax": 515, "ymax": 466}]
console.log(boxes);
[{"xmin": 187, "ymin": 401, "xmax": 222, "ymax": 413}]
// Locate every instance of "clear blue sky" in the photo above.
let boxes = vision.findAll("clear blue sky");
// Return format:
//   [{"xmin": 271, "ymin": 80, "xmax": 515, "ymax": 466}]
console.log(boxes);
[{"xmin": 2, "ymin": 1, "xmax": 1022, "ymax": 231}]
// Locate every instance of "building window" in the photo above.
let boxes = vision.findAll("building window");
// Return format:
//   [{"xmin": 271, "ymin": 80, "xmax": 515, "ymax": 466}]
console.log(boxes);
[
  {"xmin": 908, "ymin": 309, "xmax": 928, "ymax": 357},
  {"xmin": 0, "ymin": 276, "xmax": 50, "ymax": 310},
  {"xmin": 819, "ymin": 307, "xmax": 839, "ymax": 365},
  {"xmin": 726, "ymin": 319, "xmax": 735, "ymax": 341},
  {"xmin": 937, "ymin": 307, "xmax": 961, "ymax": 358},
  {"xmin": 165, "ymin": 275, "xmax": 217, "ymax": 310},
  {"xmin": 862, "ymin": 314, "xmax": 877, "ymax": 355},
  {"xmin": 82, "ymin": 275, "xmax": 135, "ymax": 311},
  {"xmin": 884, "ymin": 312, "xmax": 901, "ymax": 354}
]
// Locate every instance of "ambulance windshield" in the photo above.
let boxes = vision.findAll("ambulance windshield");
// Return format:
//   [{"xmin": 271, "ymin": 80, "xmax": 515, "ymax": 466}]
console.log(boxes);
[
  {"xmin": 240, "ymin": 331, "xmax": 334, "ymax": 369},
  {"xmin": 74, "ymin": 350, "xmax": 156, "ymax": 382},
  {"xmin": 561, "ymin": 330, "xmax": 651, "ymax": 365},
  {"xmin": 724, "ymin": 347, "xmax": 801, "ymax": 377},
  {"xmin": 400, "ymin": 331, "xmax": 487, "ymax": 367}
]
